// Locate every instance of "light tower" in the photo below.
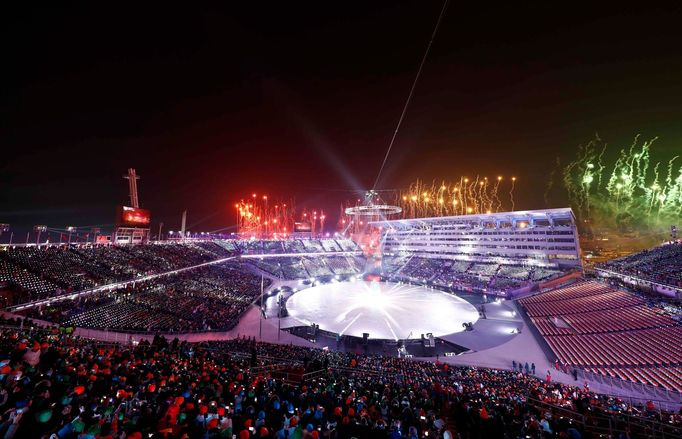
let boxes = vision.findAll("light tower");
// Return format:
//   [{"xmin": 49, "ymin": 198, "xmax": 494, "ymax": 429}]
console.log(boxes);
[
  {"xmin": 114, "ymin": 168, "xmax": 151, "ymax": 245},
  {"xmin": 123, "ymin": 168, "xmax": 141, "ymax": 208}
]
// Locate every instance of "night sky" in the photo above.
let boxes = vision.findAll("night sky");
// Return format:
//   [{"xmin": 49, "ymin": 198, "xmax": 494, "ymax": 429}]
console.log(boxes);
[{"xmin": 3, "ymin": 3, "xmax": 682, "ymax": 235}]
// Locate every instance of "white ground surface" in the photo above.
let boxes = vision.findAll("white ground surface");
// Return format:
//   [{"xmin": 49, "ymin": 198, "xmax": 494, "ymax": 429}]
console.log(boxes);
[{"xmin": 285, "ymin": 280, "xmax": 480, "ymax": 339}]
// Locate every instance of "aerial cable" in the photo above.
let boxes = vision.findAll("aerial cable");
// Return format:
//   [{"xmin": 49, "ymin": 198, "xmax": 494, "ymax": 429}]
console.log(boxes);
[{"xmin": 372, "ymin": 0, "xmax": 449, "ymax": 190}]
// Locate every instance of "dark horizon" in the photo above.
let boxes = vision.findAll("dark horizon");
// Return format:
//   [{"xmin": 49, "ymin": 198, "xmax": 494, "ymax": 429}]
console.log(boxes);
[{"xmin": 3, "ymin": 3, "xmax": 682, "ymax": 236}]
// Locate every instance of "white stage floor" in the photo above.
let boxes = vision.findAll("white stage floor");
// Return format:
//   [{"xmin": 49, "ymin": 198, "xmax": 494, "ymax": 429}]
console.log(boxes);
[{"xmin": 285, "ymin": 281, "xmax": 479, "ymax": 340}]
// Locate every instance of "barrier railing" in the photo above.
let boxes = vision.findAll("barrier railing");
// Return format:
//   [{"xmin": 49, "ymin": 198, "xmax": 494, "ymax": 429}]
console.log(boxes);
[
  {"xmin": 250, "ymin": 363, "xmax": 290, "ymax": 376},
  {"xmin": 515, "ymin": 299, "xmax": 682, "ymax": 411},
  {"xmin": 575, "ymin": 367, "xmax": 682, "ymax": 411},
  {"xmin": 594, "ymin": 267, "xmax": 682, "ymax": 295},
  {"xmin": 527, "ymin": 397, "xmax": 682, "ymax": 439}
]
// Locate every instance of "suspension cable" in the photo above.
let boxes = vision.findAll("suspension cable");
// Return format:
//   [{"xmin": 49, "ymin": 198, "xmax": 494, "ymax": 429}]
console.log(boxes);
[{"xmin": 372, "ymin": 0, "xmax": 449, "ymax": 190}]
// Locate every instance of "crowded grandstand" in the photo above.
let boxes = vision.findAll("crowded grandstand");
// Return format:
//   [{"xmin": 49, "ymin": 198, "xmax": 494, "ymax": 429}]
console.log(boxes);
[
  {"xmin": 0, "ymin": 323, "xmax": 680, "ymax": 438},
  {"xmin": 8, "ymin": 1, "xmax": 682, "ymax": 436},
  {"xmin": 374, "ymin": 209, "xmax": 582, "ymax": 296},
  {"xmin": 595, "ymin": 242, "xmax": 682, "ymax": 296},
  {"xmin": 1, "ymin": 221, "xmax": 681, "ymax": 438}
]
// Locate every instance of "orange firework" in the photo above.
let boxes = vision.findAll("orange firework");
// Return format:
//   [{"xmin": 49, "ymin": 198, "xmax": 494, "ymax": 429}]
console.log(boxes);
[{"xmin": 395, "ymin": 176, "xmax": 519, "ymax": 218}]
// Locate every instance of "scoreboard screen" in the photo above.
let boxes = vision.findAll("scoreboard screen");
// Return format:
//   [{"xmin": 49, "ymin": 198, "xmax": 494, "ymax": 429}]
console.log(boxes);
[{"xmin": 116, "ymin": 206, "xmax": 151, "ymax": 227}]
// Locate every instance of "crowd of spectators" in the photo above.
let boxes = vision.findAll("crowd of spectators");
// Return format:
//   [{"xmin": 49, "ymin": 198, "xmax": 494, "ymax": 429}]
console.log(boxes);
[
  {"xmin": 236, "ymin": 239, "xmax": 360, "ymax": 256},
  {"xmin": 0, "ymin": 327, "xmax": 679, "ymax": 439},
  {"xmin": 17, "ymin": 263, "xmax": 268, "ymax": 333},
  {"xmin": 0, "ymin": 243, "xmax": 231, "ymax": 305},
  {"xmin": 0, "ymin": 239, "xmax": 363, "ymax": 307},
  {"xmin": 382, "ymin": 256, "xmax": 564, "ymax": 295},
  {"xmin": 0, "ymin": 259, "xmax": 57, "ymax": 306},
  {"xmin": 597, "ymin": 242, "xmax": 682, "ymax": 288},
  {"xmin": 248, "ymin": 256, "xmax": 364, "ymax": 280}
]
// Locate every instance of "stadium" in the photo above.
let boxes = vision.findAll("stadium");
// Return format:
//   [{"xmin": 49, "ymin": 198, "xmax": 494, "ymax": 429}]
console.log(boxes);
[
  {"xmin": 3, "ymin": 3, "xmax": 682, "ymax": 439},
  {"xmin": 1, "ymin": 184, "xmax": 681, "ymax": 438}
]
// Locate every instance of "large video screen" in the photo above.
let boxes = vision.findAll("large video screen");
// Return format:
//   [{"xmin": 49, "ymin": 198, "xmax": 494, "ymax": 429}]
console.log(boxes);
[{"xmin": 116, "ymin": 206, "xmax": 151, "ymax": 227}]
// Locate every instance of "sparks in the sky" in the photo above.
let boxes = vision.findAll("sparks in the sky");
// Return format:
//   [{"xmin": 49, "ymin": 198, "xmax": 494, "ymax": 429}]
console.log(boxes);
[{"xmin": 562, "ymin": 135, "xmax": 682, "ymax": 232}]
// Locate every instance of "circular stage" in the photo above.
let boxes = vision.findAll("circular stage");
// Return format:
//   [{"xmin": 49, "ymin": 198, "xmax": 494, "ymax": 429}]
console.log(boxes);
[{"xmin": 285, "ymin": 281, "xmax": 479, "ymax": 340}]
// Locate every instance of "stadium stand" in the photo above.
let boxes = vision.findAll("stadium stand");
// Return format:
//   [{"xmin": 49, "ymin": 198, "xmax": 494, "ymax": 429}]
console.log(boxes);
[
  {"xmin": 246, "ymin": 255, "xmax": 364, "ymax": 280},
  {"xmin": 20, "ymin": 263, "xmax": 268, "ymax": 333},
  {"xmin": 301, "ymin": 257, "xmax": 334, "ymax": 277},
  {"xmin": 0, "ymin": 326, "xmax": 678, "ymax": 439},
  {"xmin": 597, "ymin": 242, "xmax": 682, "ymax": 288},
  {"xmin": 373, "ymin": 209, "xmax": 580, "ymax": 295},
  {"xmin": 0, "ymin": 243, "xmax": 230, "ymax": 304},
  {"xmin": 519, "ymin": 280, "xmax": 682, "ymax": 392},
  {"xmin": 382, "ymin": 256, "xmax": 563, "ymax": 294},
  {"xmin": 237, "ymin": 238, "xmax": 360, "ymax": 255},
  {"xmin": 0, "ymin": 239, "xmax": 362, "ymax": 306},
  {"xmin": 373, "ymin": 209, "xmax": 581, "ymax": 267},
  {"xmin": 3, "ymin": 235, "xmax": 682, "ymax": 437},
  {"xmin": 0, "ymin": 259, "xmax": 58, "ymax": 303}
]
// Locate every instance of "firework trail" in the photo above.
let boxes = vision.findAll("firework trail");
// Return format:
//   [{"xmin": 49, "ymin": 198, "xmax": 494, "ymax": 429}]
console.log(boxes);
[
  {"xmin": 494, "ymin": 175, "xmax": 503, "ymax": 212},
  {"xmin": 393, "ymin": 176, "xmax": 518, "ymax": 218},
  {"xmin": 561, "ymin": 135, "xmax": 682, "ymax": 232},
  {"xmin": 509, "ymin": 177, "xmax": 516, "ymax": 212},
  {"xmin": 544, "ymin": 158, "xmax": 561, "ymax": 207}
]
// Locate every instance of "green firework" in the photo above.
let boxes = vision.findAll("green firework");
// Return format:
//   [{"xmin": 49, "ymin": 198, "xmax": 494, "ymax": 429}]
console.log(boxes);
[{"xmin": 562, "ymin": 135, "xmax": 682, "ymax": 232}]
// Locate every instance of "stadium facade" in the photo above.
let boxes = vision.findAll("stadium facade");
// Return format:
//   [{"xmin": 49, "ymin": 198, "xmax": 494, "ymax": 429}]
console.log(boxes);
[{"xmin": 372, "ymin": 208, "xmax": 582, "ymax": 269}]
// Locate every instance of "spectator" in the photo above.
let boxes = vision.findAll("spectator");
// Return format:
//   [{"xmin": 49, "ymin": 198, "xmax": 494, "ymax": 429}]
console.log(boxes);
[{"xmin": 0, "ymin": 328, "xmax": 678, "ymax": 439}]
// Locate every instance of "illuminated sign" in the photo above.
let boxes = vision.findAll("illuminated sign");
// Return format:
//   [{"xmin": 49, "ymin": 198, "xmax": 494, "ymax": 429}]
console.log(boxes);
[{"xmin": 116, "ymin": 206, "xmax": 151, "ymax": 227}]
